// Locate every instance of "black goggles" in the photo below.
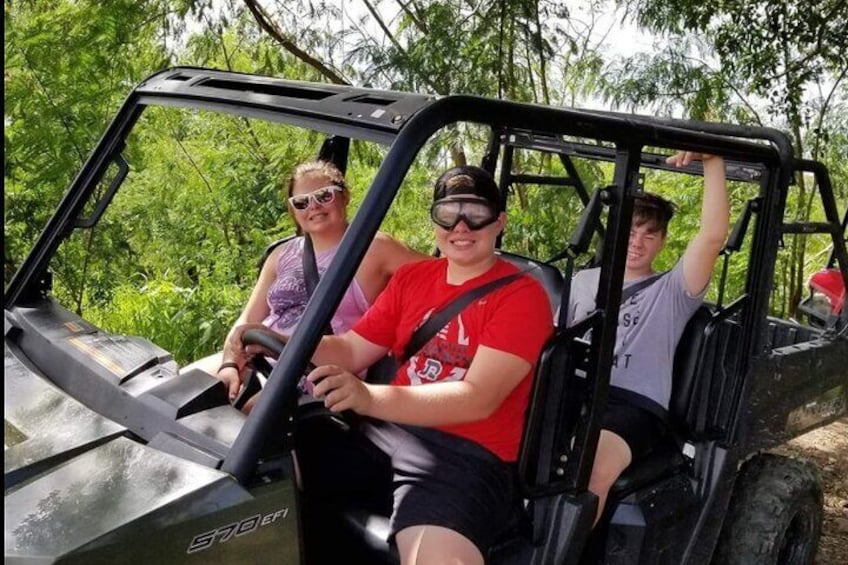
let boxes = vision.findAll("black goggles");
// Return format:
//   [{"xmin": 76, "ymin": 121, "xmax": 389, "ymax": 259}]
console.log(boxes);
[{"xmin": 430, "ymin": 198, "xmax": 499, "ymax": 231}]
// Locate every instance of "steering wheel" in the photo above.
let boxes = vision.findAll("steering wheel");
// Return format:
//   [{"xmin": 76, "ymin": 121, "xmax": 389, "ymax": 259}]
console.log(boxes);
[{"xmin": 238, "ymin": 328, "xmax": 350, "ymax": 430}]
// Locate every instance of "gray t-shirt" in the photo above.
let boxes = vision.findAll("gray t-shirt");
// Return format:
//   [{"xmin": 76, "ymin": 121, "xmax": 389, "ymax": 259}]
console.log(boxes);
[{"xmin": 566, "ymin": 262, "xmax": 705, "ymax": 410}]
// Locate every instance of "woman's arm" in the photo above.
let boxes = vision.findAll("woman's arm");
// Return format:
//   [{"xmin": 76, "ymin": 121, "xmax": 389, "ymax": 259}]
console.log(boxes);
[
  {"xmin": 218, "ymin": 247, "xmax": 280, "ymax": 399},
  {"xmin": 357, "ymin": 233, "xmax": 430, "ymax": 303},
  {"xmin": 375, "ymin": 232, "xmax": 431, "ymax": 277}
]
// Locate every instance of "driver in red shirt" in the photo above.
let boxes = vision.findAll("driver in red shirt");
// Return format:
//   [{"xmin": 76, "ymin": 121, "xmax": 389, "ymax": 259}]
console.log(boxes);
[{"xmin": 231, "ymin": 165, "xmax": 552, "ymax": 564}]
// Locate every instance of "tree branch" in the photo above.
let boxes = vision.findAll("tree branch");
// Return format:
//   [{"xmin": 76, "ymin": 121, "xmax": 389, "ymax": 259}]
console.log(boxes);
[
  {"xmin": 15, "ymin": 45, "xmax": 87, "ymax": 164},
  {"xmin": 241, "ymin": 0, "xmax": 350, "ymax": 85},
  {"xmin": 533, "ymin": 0, "xmax": 550, "ymax": 105},
  {"xmin": 394, "ymin": 0, "xmax": 428, "ymax": 34},
  {"xmin": 679, "ymin": 53, "xmax": 764, "ymax": 126},
  {"xmin": 342, "ymin": 13, "xmax": 401, "ymax": 86},
  {"xmin": 359, "ymin": 0, "xmax": 444, "ymax": 94},
  {"xmin": 811, "ymin": 64, "xmax": 847, "ymax": 161},
  {"xmin": 167, "ymin": 122, "xmax": 234, "ymax": 248}
]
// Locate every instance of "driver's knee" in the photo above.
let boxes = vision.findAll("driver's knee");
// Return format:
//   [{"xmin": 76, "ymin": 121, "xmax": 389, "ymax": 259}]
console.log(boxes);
[
  {"xmin": 241, "ymin": 393, "xmax": 259, "ymax": 414},
  {"xmin": 395, "ymin": 525, "xmax": 484, "ymax": 565}
]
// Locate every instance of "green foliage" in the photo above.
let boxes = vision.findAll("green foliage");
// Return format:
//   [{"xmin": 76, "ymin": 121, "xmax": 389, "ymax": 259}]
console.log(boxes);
[
  {"xmin": 61, "ymin": 103, "xmax": 333, "ymax": 362},
  {"xmin": 602, "ymin": 39, "xmax": 736, "ymax": 121},
  {"xmin": 6, "ymin": 0, "xmax": 848, "ymax": 364},
  {"xmin": 624, "ymin": 0, "xmax": 847, "ymax": 121},
  {"xmin": 346, "ymin": 0, "xmax": 588, "ymax": 104},
  {"xmin": 87, "ymin": 278, "xmax": 248, "ymax": 365},
  {"xmin": 505, "ymin": 151, "xmax": 608, "ymax": 260},
  {"xmin": 611, "ymin": 0, "xmax": 847, "ymax": 316},
  {"xmin": 4, "ymin": 0, "xmax": 173, "ymax": 285}
]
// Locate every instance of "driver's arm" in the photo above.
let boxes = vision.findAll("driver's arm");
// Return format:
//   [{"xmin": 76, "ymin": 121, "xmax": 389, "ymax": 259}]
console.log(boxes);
[
  {"xmin": 218, "ymin": 247, "xmax": 280, "ymax": 399},
  {"xmin": 359, "ymin": 346, "xmax": 530, "ymax": 426},
  {"xmin": 312, "ymin": 331, "xmax": 389, "ymax": 374}
]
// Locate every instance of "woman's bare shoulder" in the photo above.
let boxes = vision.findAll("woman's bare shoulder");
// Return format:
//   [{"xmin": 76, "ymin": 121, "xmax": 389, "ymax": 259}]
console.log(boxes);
[
  {"xmin": 262, "ymin": 237, "xmax": 296, "ymax": 266},
  {"xmin": 365, "ymin": 232, "xmax": 429, "ymax": 273},
  {"xmin": 368, "ymin": 231, "xmax": 406, "ymax": 254}
]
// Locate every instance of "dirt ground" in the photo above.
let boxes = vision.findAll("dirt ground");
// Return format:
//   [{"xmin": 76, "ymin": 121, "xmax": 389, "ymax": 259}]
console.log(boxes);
[{"xmin": 772, "ymin": 417, "xmax": 848, "ymax": 565}]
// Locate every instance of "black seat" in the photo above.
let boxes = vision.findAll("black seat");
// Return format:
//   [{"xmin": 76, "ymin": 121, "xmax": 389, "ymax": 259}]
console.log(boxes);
[
  {"xmin": 608, "ymin": 305, "xmax": 712, "ymax": 496},
  {"xmin": 669, "ymin": 305, "xmax": 717, "ymax": 432},
  {"xmin": 610, "ymin": 302, "xmax": 743, "ymax": 496},
  {"xmin": 496, "ymin": 250, "xmax": 564, "ymax": 314}
]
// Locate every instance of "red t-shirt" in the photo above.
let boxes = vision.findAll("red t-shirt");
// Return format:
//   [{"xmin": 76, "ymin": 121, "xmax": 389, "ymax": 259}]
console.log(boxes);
[{"xmin": 353, "ymin": 257, "xmax": 553, "ymax": 461}]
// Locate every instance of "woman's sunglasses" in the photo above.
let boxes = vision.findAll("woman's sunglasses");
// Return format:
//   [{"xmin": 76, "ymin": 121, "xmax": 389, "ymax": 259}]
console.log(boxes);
[
  {"xmin": 289, "ymin": 185, "xmax": 344, "ymax": 211},
  {"xmin": 430, "ymin": 198, "xmax": 499, "ymax": 231}
]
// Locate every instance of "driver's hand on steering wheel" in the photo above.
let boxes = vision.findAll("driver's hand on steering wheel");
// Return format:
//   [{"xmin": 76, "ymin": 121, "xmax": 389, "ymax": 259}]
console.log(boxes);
[
  {"xmin": 227, "ymin": 323, "xmax": 284, "ymax": 364},
  {"xmin": 307, "ymin": 365, "xmax": 373, "ymax": 415},
  {"xmin": 217, "ymin": 365, "xmax": 243, "ymax": 401},
  {"xmin": 219, "ymin": 323, "xmax": 284, "ymax": 402}
]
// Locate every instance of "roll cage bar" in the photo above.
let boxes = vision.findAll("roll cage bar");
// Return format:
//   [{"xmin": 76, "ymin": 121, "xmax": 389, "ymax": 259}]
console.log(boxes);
[{"xmin": 5, "ymin": 67, "xmax": 847, "ymax": 485}]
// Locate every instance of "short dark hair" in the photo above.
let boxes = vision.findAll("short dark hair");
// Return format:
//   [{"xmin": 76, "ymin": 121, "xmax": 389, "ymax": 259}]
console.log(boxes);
[
  {"xmin": 433, "ymin": 165, "xmax": 502, "ymax": 211},
  {"xmin": 633, "ymin": 192, "xmax": 676, "ymax": 234}
]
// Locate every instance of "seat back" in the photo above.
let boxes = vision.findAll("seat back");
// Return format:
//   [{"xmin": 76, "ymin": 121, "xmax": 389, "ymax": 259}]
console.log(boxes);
[
  {"xmin": 496, "ymin": 250, "xmax": 564, "ymax": 315},
  {"xmin": 608, "ymin": 303, "xmax": 745, "ymax": 498},
  {"xmin": 669, "ymin": 302, "xmax": 744, "ymax": 441},
  {"xmin": 668, "ymin": 305, "xmax": 713, "ymax": 433}
]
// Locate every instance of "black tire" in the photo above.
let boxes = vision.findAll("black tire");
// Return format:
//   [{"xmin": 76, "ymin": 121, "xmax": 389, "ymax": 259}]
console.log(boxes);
[{"xmin": 713, "ymin": 453, "xmax": 823, "ymax": 565}]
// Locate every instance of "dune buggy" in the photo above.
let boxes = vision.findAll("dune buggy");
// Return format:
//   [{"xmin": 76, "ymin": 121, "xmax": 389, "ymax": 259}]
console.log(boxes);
[{"xmin": 5, "ymin": 67, "xmax": 847, "ymax": 564}]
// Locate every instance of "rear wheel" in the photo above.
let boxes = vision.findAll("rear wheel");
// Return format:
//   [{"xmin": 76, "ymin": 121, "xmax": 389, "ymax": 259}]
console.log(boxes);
[{"xmin": 714, "ymin": 453, "xmax": 822, "ymax": 565}]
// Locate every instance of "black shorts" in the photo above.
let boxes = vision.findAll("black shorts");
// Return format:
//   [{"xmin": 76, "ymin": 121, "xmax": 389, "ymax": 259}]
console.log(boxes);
[
  {"xmin": 602, "ymin": 395, "xmax": 668, "ymax": 459},
  {"xmin": 294, "ymin": 417, "xmax": 519, "ymax": 555}
]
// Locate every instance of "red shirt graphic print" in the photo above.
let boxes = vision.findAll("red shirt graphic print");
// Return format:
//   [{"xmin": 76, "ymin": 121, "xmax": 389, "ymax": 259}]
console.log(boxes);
[{"xmin": 404, "ymin": 308, "xmax": 474, "ymax": 385}]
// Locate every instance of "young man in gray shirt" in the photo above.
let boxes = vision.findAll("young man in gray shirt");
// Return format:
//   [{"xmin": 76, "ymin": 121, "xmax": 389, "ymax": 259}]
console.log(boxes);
[{"xmin": 567, "ymin": 151, "xmax": 729, "ymax": 524}]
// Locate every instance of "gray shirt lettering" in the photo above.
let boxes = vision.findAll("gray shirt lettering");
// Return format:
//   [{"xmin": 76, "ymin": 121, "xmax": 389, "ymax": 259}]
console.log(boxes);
[{"xmin": 566, "ymin": 262, "xmax": 705, "ymax": 410}]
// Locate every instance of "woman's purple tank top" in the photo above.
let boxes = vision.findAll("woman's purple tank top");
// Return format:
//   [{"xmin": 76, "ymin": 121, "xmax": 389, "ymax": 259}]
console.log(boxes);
[{"xmin": 262, "ymin": 237, "xmax": 371, "ymax": 336}]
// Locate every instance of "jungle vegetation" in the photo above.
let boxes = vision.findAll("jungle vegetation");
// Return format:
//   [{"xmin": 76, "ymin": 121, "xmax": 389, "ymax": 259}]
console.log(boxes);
[{"xmin": 5, "ymin": 0, "xmax": 847, "ymax": 364}]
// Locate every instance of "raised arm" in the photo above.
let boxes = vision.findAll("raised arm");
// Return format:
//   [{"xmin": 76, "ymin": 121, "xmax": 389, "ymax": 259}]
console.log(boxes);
[{"xmin": 669, "ymin": 152, "xmax": 730, "ymax": 295}]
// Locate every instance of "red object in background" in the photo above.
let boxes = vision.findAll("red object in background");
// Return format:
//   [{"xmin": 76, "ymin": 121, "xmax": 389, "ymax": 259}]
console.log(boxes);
[{"xmin": 809, "ymin": 268, "xmax": 846, "ymax": 314}]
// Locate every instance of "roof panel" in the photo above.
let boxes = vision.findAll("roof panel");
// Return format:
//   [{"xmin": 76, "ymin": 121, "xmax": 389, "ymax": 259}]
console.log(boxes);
[{"xmin": 136, "ymin": 67, "xmax": 436, "ymax": 144}]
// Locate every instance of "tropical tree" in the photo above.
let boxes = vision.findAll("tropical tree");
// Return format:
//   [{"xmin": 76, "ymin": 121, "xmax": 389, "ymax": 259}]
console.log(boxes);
[
  {"xmin": 4, "ymin": 0, "xmax": 183, "ymax": 289},
  {"xmin": 6, "ymin": 0, "xmax": 847, "ymax": 360},
  {"xmin": 607, "ymin": 0, "xmax": 848, "ymax": 315}
]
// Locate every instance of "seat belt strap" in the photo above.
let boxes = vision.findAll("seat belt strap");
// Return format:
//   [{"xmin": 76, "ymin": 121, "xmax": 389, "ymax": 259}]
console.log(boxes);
[
  {"xmin": 302, "ymin": 234, "xmax": 334, "ymax": 336},
  {"xmin": 399, "ymin": 267, "xmax": 535, "ymax": 365},
  {"xmin": 619, "ymin": 271, "xmax": 667, "ymax": 304}
]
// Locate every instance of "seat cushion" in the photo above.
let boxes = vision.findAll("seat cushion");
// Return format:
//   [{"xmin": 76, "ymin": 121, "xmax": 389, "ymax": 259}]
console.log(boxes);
[{"xmin": 610, "ymin": 440, "xmax": 687, "ymax": 497}]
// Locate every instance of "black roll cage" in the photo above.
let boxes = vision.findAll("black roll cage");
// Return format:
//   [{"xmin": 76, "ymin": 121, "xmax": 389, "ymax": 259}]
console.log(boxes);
[{"xmin": 5, "ymin": 67, "xmax": 847, "ymax": 486}]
